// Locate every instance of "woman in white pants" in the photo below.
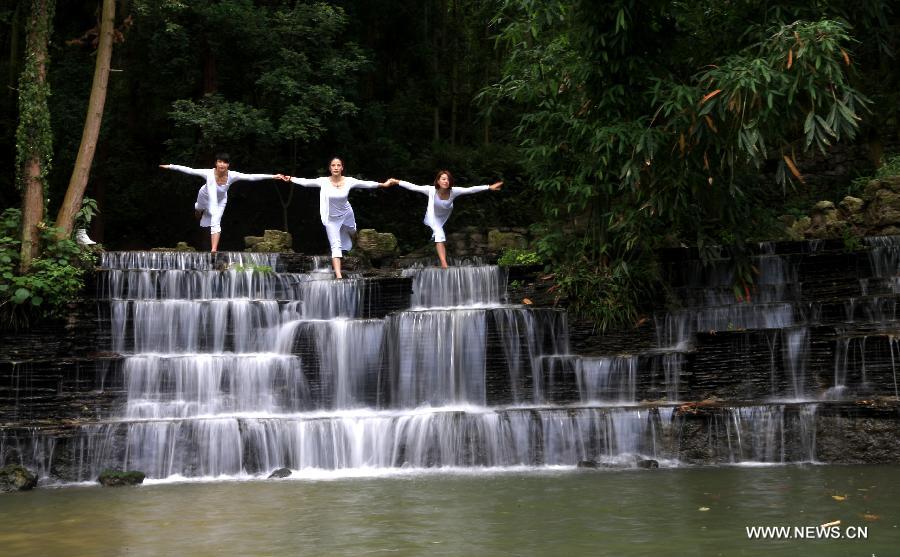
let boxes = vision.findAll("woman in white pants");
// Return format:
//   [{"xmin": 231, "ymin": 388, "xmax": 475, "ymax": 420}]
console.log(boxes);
[
  {"xmin": 395, "ymin": 170, "xmax": 503, "ymax": 268},
  {"xmin": 286, "ymin": 157, "xmax": 395, "ymax": 278},
  {"xmin": 160, "ymin": 153, "xmax": 284, "ymax": 252}
]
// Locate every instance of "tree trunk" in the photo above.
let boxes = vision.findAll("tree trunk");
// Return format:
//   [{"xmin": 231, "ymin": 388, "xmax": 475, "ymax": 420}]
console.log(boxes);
[
  {"xmin": 54, "ymin": 0, "xmax": 115, "ymax": 239},
  {"xmin": 16, "ymin": 0, "xmax": 55, "ymax": 273}
]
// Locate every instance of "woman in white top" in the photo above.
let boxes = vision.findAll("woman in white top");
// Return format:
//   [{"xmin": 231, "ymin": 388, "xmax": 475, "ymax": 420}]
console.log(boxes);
[
  {"xmin": 160, "ymin": 153, "xmax": 285, "ymax": 252},
  {"xmin": 285, "ymin": 157, "xmax": 395, "ymax": 278},
  {"xmin": 395, "ymin": 170, "xmax": 503, "ymax": 268}
]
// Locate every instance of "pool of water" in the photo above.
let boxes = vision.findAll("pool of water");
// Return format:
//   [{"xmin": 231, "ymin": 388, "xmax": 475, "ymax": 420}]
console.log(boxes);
[{"xmin": 1, "ymin": 465, "xmax": 897, "ymax": 556}]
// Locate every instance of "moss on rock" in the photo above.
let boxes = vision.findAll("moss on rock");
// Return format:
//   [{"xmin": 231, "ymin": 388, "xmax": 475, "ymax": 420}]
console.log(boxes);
[
  {"xmin": 0, "ymin": 464, "xmax": 38, "ymax": 492},
  {"xmin": 97, "ymin": 469, "xmax": 146, "ymax": 487}
]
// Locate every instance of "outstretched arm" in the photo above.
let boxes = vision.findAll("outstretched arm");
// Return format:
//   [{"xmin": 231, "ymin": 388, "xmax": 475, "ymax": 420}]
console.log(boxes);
[
  {"xmin": 288, "ymin": 177, "xmax": 322, "ymax": 188},
  {"xmin": 396, "ymin": 180, "xmax": 433, "ymax": 194},
  {"xmin": 453, "ymin": 181, "xmax": 503, "ymax": 197},
  {"xmin": 229, "ymin": 171, "xmax": 286, "ymax": 183},
  {"xmin": 346, "ymin": 177, "xmax": 390, "ymax": 190},
  {"xmin": 160, "ymin": 164, "xmax": 207, "ymax": 178}
]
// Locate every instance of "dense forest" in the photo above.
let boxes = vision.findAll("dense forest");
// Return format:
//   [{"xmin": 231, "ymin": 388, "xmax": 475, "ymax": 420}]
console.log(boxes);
[{"xmin": 1, "ymin": 0, "xmax": 898, "ymax": 328}]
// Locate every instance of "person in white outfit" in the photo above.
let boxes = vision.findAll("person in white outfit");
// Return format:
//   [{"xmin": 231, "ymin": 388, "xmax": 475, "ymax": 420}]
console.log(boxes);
[
  {"xmin": 284, "ymin": 157, "xmax": 395, "ymax": 278},
  {"xmin": 160, "ymin": 153, "xmax": 285, "ymax": 252},
  {"xmin": 394, "ymin": 170, "xmax": 503, "ymax": 268}
]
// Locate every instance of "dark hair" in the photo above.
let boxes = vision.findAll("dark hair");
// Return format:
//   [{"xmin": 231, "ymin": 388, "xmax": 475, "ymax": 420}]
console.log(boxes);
[
  {"xmin": 215, "ymin": 152, "xmax": 230, "ymax": 163},
  {"xmin": 433, "ymin": 170, "xmax": 454, "ymax": 188}
]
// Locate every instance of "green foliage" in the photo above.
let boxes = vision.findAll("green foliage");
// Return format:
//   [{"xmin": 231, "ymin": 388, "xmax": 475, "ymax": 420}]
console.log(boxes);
[
  {"xmin": 844, "ymin": 153, "xmax": 900, "ymax": 205},
  {"xmin": 497, "ymin": 248, "xmax": 542, "ymax": 266},
  {"xmin": 75, "ymin": 196, "xmax": 99, "ymax": 228},
  {"xmin": 170, "ymin": 94, "xmax": 274, "ymax": 149},
  {"xmin": 842, "ymin": 227, "xmax": 863, "ymax": 252},
  {"xmin": 555, "ymin": 258, "xmax": 659, "ymax": 332},
  {"xmin": 0, "ymin": 209, "xmax": 94, "ymax": 329},
  {"xmin": 855, "ymin": 153, "xmax": 900, "ymax": 185},
  {"xmin": 483, "ymin": 0, "xmax": 890, "ymax": 328},
  {"xmin": 648, "ymin": 19, "xmax": 869, "ymax": 195},
  {"xmin": 875, "ymin": 154, "xmax": 900, "ymax": 179},
  {"xmin": 147, "ymin": 1, "xmax": 368, "ymax": 157}
]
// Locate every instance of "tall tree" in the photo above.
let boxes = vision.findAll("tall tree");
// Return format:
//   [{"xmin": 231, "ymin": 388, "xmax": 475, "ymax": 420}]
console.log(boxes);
[
  {"xmin": 54, "ymin": 0, "xmax": 115, "ymax": 239},
  {"xmin": 15, "ymin": 0, "xmax": 54, "ymax": 272}
]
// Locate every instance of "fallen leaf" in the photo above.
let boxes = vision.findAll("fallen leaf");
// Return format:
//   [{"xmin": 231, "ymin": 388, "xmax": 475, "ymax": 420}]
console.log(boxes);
[
  {"xmin": 522, "ymin": 298, "xmax": 533, "ymax": 305},
  {"xmin": 698, "ymin": 507, "xmax": 710, "ymax": 512},
  {"xmin": 831, "ymin": 495, "xmax": 847, "ymax": 501},
  {"xmin": 821, "ymin": 520, "xmax": 841, "ymax": 528},
  {"xmin": 862, "ymin": 514, "xmax": 880, "ymax": 522}
]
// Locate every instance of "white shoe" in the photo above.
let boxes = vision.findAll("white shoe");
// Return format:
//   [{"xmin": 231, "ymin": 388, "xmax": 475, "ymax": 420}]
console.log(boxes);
[{"xmin": 75, "ymin": 228, "xmax": 96, "ymax": 245}]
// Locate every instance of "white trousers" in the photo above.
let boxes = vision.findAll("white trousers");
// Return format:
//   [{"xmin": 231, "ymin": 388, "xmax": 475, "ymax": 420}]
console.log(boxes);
[
  {"xmin": 195, "ymin": 189, "xmax": 223, "ymax": 234},
  {"xmin": 325, "ymin": 221, "xmax": 354, "ymax": 258}
]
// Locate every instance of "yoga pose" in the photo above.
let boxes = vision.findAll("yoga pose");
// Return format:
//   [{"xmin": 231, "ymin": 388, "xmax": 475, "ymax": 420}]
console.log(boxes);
[
  {"xmin": 285, "ymin": 157, "xmax": 395, "ymax": 278},
  {"xmin": 395, "ymin": 170, "xmax": 503, "ymax": 268},
  {"xmin": 160, "ymin": 154, "xmax": 285, "ymax": 252}
]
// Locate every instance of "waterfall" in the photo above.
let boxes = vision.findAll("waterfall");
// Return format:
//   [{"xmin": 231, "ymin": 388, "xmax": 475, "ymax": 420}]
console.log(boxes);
[
  {"xmin": 38, "ymin": 254, "xmax": 687, "ymax": 480},
  {"xmin": 782, "ymin": 327, "xmax": 810, "ymax": 400},
  {"xmin": 701, "ymin": 404, "xmax": 818, "ymax": 464},
  {"xmin": 26, "ymin": 235, "xmax": 900, "ymax": 483},
  {"xmin": 101, "ymin": 251, "xmax": 279, "ymax": 271},
  {"xmin": 576, "ymin": 357, "xmax": 638, "ymax": 404},
  {"xmin": 404, "ymin": 265, "xmax": 506, "ymax": 308}
]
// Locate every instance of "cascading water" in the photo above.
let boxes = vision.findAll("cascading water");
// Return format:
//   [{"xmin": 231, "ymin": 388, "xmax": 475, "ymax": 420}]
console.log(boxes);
[
  {"xmin": 22, "ymin": 252, "xmax": 687, "ymax": 481},
  {"xmin": 17, "ymin": 235, "xmax": 899, "ymax": 482}
]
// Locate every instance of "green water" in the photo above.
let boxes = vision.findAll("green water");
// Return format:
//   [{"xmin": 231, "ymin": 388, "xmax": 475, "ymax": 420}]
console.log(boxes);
[{"xmin": 1, "ymin": 466, "xmax": 897, "ymax": 556}]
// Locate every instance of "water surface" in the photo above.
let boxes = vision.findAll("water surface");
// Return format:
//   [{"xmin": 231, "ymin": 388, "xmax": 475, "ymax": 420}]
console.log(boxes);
[{"xmin": 2, "ymin": 465, "xmax": 897, "ymax": 556}]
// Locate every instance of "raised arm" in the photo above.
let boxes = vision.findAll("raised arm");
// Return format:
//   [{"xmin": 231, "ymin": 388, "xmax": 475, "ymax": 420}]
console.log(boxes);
[
  {"xmin": 160, "ymin": 164, "xmax": 207, "ymax": 178},
  {"xmin": 396, "ymin": 180, "xmax": 433, "ymax": 195}
]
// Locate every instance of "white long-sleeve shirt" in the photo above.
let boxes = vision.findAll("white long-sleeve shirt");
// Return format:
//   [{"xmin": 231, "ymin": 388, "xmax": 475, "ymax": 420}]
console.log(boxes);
[
  {"xmin": 289, "ymin": 176, "xmax": 381, "ymax": 227},
  {"xmin": 167, "ymin": 165, "xmax": 275, "ymax": 226},
  {"xmin": 397, "ymin": 181, "xmax": 490, "ymax": 232}
]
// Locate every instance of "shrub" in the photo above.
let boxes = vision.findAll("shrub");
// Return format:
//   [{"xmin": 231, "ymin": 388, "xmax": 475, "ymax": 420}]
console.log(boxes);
[
  {"xmin": 0, "ymin": 208, "xmax": 96, "ymax": 329},
  {"xmin": 497, "ymin": 248, "xmax": 542, "ymax": 267}
]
